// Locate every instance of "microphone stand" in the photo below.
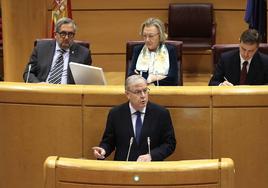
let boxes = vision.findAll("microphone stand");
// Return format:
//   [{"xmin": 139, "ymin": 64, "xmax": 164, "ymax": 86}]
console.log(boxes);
[
  {"xmin": 26, "ymin": 64, "xmax": 32, "ymax": 83},
  {"xmin": 147, "ymin": 137, "xmax": 151, "ymax": 156},
  {"xmin": 126, "ymin": 137, "xmax": 133, "ymax": 161}
]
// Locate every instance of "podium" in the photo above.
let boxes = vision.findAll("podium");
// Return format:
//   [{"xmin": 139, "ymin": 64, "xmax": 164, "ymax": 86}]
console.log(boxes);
[{"xmin": 44, "ymin": 156, "xmax": 234, "ymax": 188}]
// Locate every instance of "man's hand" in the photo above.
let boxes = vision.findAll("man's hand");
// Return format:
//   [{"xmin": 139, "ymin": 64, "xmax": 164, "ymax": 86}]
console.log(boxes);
[
  {"xmin": 137, "ymin": 154, "xmax": 151, "ymax": 162},
  {"xmin": 219, "ymin": 81, "xmax": 234, "ymax": 86},
  {"xmin": 92, "ymin": 146, "xmax": 106, "ymax": 159}
]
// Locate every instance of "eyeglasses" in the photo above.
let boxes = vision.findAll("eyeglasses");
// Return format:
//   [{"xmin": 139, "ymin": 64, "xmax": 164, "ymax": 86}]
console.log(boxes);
[
  {"xmin": 142, "ymin": 33, "xmax": 159, "ymax": 40},
  {"xmin": 128, "ymin": 88, "xmax": 150, "ymax": 96},
  {"xmin": 57, "ymin": 31, "xmax": 75, "ymax": 38}
]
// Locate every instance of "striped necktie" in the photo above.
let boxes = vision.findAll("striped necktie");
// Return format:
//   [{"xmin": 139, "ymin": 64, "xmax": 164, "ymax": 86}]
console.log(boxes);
[{"xmin": 48, "ymin": 49, "xmax": 66, "ymax": 84}]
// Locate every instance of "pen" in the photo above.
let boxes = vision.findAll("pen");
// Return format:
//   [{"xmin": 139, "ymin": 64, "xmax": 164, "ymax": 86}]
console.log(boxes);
[{"xmin": 223, "ymin": 76, "xmax": 233, "ymax": 85}]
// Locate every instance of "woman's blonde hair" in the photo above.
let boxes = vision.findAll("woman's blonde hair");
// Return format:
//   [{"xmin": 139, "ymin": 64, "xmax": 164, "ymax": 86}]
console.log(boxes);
[{"xmin": 140, "ymin": 18, "xmax": 167, "ymax": 43}]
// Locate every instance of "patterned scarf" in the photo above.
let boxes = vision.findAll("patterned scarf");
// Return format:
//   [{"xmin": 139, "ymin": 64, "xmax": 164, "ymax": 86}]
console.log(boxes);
[{"xmin": 136, "ymin": 44, "xmax": 170, "ymax": 76}]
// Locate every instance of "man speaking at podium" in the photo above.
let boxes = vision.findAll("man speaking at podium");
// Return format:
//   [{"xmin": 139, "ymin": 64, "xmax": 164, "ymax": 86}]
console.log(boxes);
[{"xmin": 93, "ymin": 75, "xmax": 176, "ymax": 161}]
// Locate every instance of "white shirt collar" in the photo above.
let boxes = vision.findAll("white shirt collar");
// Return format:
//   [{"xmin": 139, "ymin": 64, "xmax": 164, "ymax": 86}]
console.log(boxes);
[
  {"xmin": 129, "ymin": 102, "xmax": 146, "ymax": 115},
  {"xmin": 239, "ymin": 54, "xmax": 252, "ymax": 68},
  {"xmin": 55, "ymin": 42, "xmax": 70, "ymax": 53}
]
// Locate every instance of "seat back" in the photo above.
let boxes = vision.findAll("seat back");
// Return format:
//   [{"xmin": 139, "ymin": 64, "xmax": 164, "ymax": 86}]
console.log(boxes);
[
  {"xmin": 168, "ymin": 3, "xmax": 215, "ymax": 50},
  {"xmin": 34, "ymin": 38, "xmax": 90, "ymax": 49},
  {"xmin": 212, "ymin": 43, "xmax": 268, "ymax": 70},
  {"xmin": 126, "ymin": 40, "xmax": 183, "ymax": 85},
  {"xmin": 44, "ymin": 157, "xmax": 235, "ymax": 188}
]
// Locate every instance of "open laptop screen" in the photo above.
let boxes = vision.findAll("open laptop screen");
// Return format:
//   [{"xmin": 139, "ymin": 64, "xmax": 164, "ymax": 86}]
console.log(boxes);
[{"xmin": 69, "ymin": 62, "xmax": 107, "ymax": 85}]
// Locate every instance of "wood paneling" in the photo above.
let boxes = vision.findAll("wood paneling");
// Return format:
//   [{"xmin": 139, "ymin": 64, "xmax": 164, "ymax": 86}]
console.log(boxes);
[
  {"xmin": 103, "ymin": 71, "xmax": 211, "ymax": 86},
  {"xmin": 0, "ymin": 82, "xmax": 82, "ymax": 105},
  {"xmin": 215, "ymin": 10, "xmax": 248, "ymax": 44},
  {"xmin": 46, "ymin": 0, "xmax": 246, "ymax": 10},
  {"xmin": 213, "ymin": 108, "xmax": 268, "ymax": 188},
  {"xmin": 92, "ymin": 54, "xmax": 125, "ymax": 72},
  {"xmin": 149, "ymin": 86, "xmax": 211, "ymax": 107},
  {"xmin": 73, "ymin": 10, "xmax": 167, "ymax": 54},
  {"xmin": 71, "ymin": 10, "xmax": 247, "ymax": 54},
  {"xmin": 0, "ymin": 104, "xmax": 82, "ymax": 188},
  {"xmin": 212, "ymin": 87, "xmax": 268, "ymax": 188},
  {"xmin": 83, "ymin": 86, "xmax": 126, "ymax": 106},
  {"xmin": 168, "ymin": 108, "xmax": 211, "ymax": 160},
  {"xmin": 83, "ymin": 107, "xmax": 111, "ymax": 159},
  {"xmin": 1, "ymin": 0, "xmax": 47, "ymax": 82},
  {"xmin": 183, "ymin": 53, "xmax": 212, "ymax": 73},
  {"xmin": 104, "ymin": 71, "xmax": 126, "ymax": 85},
  {"xmin": 212, "ymin": 86, "xmax": 268, "ymax": 106}
]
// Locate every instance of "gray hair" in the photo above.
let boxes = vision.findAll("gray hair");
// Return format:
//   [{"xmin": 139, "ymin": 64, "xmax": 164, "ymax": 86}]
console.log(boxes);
[
  {"xmin": 240, "ymin": 29, "xmax": 260, "ymax": 46},
  {"xmin": 125, "ymin": 75, "xmax": 147, "ymax": 91},
  {"xmin": 140, "ymin": 18, "xmax": 167, "ymax": 43},
  {"xmin": 55, "ymin": 17, "xmax": 77, "ymax": 33}
]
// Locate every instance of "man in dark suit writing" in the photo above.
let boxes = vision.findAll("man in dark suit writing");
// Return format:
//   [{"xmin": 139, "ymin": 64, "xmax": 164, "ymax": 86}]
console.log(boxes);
[
  {"xmin": 209, "ymin": 29, "xmax": 268, "ymax": 86},
  {"xmin": 93, "ymin": 75, "xmax": 176, "ymax": 161},
  {"xmin": 23, "ymin": 17, "xmax": 91, "ymax": 84}
]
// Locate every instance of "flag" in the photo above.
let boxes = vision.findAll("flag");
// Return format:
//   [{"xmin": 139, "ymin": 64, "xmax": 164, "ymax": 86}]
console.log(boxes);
[
  {"xmin": 244, "ymin": 0, "xmax": 267, "ymax": 42},
  {"xmin": 51, "ymin": 0, "xmax": 72, "ymax": 37}
]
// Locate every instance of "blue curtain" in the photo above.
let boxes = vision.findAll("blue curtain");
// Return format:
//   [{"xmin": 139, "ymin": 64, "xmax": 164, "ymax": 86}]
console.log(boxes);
[{"xmin": 244, "ymin": 0, "xmax": 267, "ymax": 42}]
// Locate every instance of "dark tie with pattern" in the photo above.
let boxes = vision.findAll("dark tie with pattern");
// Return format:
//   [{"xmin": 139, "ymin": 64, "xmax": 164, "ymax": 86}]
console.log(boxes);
[
  {"xmin": 48, "ymin": 49, "xmax": 66, "ymax": 84},
  {"xmin": 240, "ymin": 61, "xmax": 248, "ymax": 85},
  {"xmin": 135, "ymin": 111, "xmax": 142, "ymax": 144}
]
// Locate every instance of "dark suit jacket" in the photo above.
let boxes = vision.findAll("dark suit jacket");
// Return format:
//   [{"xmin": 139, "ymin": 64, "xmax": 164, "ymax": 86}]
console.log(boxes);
[
  {"xmin": 128, "ymin": 43, "xmax": 179, "ymax": 86},
  {"xmin": 23, "ymin": 40, "xmax": 92, "ymax": 84},
  {"xmin": 209, "ymin": 49, "xmax": 268, "ymax": 86},
  {"xmin": 99, "ymin": 102, "xmax": 176, "ymax": 161}
]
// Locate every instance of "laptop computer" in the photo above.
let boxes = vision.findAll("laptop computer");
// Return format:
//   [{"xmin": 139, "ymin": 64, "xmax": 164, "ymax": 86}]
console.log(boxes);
[{"xmin": 69, "ymin": 62, "xmax": 107, "ymax": 85}]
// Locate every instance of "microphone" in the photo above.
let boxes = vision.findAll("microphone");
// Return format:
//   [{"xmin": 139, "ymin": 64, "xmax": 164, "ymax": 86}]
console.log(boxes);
[
  {"xmin": 147, "ymin": 137, "xmax": 151, "ymax": 156},
  {"xmin": 126, "ymin": 137, "xmax": 134, "ymax": 161},
  {"xmin": 26, "ymin": 64, "xmax": 32, "ymax": 83}
]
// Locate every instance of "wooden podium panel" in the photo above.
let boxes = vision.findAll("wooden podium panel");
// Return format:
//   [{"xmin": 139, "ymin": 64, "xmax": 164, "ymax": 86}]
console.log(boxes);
[
  {"xmin": 212, "ymin": 87, "xmax": 268, "ymax": 188},
  {"xmin": 151, "ymin": 86, "xmax": 212, "ymax": 160},
  {"xmin": 44, "ymin": 157, "xmax": 234, "ymax": 188},
  {"xmin": 169, "ymin": 108, "xmax": 211, "ymax": 160},
  {"xmin": 0, "ymin": 83, "xmax": 83, "ymax": 188},
  {"xmin": 213, "ymin": 109, "xmax": 268, "ymax": 188},
  {"xmin": 0, "ymin": 104, "xmax": 83, "ymax": 188},
  {"xmin": 83, "ymin": 107, "xmax": 111, "ymax": 159}
]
